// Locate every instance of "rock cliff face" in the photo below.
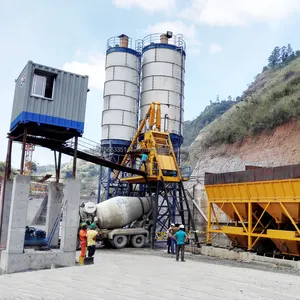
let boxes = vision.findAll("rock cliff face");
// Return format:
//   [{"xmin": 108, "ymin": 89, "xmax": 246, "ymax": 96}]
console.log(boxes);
[{"xmin": 190, "ymin": 121, "xmax": 300, "ymax": 179}]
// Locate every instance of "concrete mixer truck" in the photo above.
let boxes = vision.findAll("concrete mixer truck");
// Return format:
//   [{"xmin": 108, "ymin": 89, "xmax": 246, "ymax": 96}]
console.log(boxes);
[{"xmin": 78, "ymin": 196, "xmax": 152, "ymax": 249}]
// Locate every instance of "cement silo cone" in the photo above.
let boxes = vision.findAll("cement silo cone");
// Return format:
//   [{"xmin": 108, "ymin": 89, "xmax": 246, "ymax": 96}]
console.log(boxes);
[{"xmin": 96, "ymin": 196, "xmax": 152, "ymax": 229}]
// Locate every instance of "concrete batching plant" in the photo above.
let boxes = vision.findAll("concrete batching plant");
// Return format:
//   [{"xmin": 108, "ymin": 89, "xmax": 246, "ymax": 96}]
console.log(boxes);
[{"xmin": 99, "ymin": 32, "xmax": 186, "ymax": 202}]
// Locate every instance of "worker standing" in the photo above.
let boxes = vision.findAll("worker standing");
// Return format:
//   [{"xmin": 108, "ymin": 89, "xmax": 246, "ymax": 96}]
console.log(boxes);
[
  {"xmin": 166, "ymin": 223, "xmax": 175, "ymax": 254},
  {"xmin": 79, "ymin": 223, "xmax": 88, "ymax": 265},
  {"xmin": 140, "ymin": 153, "xmax": 148, "ymax": 172},
  {"xmin": 173, "ymin": 225, "xmax": 187, "ymax": 262},
  {"xmin": 87, "ymin": 223, "xmax": 98, "ymax": 258}
]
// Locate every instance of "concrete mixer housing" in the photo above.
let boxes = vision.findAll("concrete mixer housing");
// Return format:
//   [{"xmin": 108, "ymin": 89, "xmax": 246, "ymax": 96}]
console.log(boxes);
[{"xmin": 79, "ymin": 196, "xmax": 152, "ymax": 249}]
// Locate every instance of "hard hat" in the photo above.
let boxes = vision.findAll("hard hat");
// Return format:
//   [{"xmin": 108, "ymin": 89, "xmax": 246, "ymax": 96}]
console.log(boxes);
[
  {"xmin": 90, "ymin": 223, "xmax": 97, "ymax": 229},
  {"xmin": 80, "ymin": 222, "xmax": 87, "ymax": 228},
  {"xmin": 171, "ymin": 223, "xmax": 175, "ymax": 227},
  {"xmin": 179, "ymin": 224, "xmax": 184, "ymax": 229}
]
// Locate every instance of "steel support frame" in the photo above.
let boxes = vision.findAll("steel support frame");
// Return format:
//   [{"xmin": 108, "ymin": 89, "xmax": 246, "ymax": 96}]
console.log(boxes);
[
  {"xmin": 207, "ymin": 200, "xmax": 300, "ymax": 252},
  {"xmin": 148, "ymin": 180, "xmax": 199, "ymax": 249}
]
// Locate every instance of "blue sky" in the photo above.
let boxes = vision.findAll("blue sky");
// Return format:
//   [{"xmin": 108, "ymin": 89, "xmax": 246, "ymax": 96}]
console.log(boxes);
[{"xmin": 1, "ymin": 0, "xmax": 300, "ymax": 167}]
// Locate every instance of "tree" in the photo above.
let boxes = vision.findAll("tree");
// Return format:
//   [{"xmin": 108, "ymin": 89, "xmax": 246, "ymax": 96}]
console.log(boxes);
[
  {"xmin": 287, "ymin": 44, "xmax": 294, "ymax": 58},
  {"xmin": 31, "ymin": 162, "xmax": 37, "ymax": 173},
  {"xmin": 268, "ymin": 46, "xmax": 281, "ymax": 67},
  {"xmin": 296, "ymin": 50, "xmax": 300, "ymax": 57},
  {"xmin": 281, "ymin": 46, "xmax": 288, "ymax": 63},
  {"xmin": 262, "ymin": 66, "xmax": 268, "ymax": 72},
  {"xmin": 228, "ymin": 95, "xmax": 233, "ymax": 102},
  {"xmin": 0, "ymin": 161, "xmax": 5, "ymax": 173}
]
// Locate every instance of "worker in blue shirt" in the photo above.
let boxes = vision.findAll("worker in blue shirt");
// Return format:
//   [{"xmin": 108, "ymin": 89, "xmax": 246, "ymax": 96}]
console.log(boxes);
[
  {"xmin": 173, "ymin": 224, "xmax": 187, "ymax": 262},
  {"xmin": 140, "ymin": 153, "xmax": 148, "ymax": 171}
]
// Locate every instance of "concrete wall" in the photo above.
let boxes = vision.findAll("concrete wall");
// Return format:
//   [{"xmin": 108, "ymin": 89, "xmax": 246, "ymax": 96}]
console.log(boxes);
[
  {"xmin": 27, "ymin": 196, "xmax": 47, "ymax": 225},
  {"xmin": 45, "ymin": 183, "xmax": 63, "ymax": 247},
  {"xmin": 0, "ymin": 180, "xmax": 13, "ymax": 248},
  {"xmin": 0, "ymin": 250, "xmax": 75, "ymax": 274},
  {"xmin": 60, "ymin": 179, "xmax": 81, "ymax": 253},
  {"xmin": 0, "ymin": 177, "xmax": 82, "ymax": 274}
]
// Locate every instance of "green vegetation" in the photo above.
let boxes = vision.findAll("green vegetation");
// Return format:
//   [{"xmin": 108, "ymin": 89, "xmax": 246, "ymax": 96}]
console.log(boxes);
[
  {"xmin": 183, "ymin": 97, "xmax": 238, "ymax": 146},
  {"xmin": 202, "ymin": 48, "xmax": 300, "ymax": 148}
]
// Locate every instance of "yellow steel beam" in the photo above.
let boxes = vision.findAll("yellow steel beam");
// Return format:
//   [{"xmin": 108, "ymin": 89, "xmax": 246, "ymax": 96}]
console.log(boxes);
[
  {"xmin": 251, "ymin": 220, "xmax": 272, "ymax": 249},
  {"xmin": 209, "ymin": 229, "xmax": 300, "ymax": 241},
  {"xmin": 231, "ymin": 203, "xmax": 248, "ymax": 233},
  {"xmin": 248, "ymin": 201, "xmax": 252, "ymax": 250},
  {"xmin": 251, "ymin": 202, "xmax": 270, "ymax": 233},
  {"xmin": 207, "ymin": 199, "xmax": 300, "ymax": 203},
  {"xmin": 211, "ymin": 205, "xmax": 221, "ymax": 230},
  {"xmin": 279, "ymin": 202, "xmax": 300, "ymax": 235},
  {"xmin": 207, "ymin": 202, "xmax": 212, "ymax": 243}
]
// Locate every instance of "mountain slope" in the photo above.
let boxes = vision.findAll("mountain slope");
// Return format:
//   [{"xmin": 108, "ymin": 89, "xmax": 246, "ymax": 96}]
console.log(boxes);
[
  {"xmin": 200, "ymin": 57, "xmax": 300, "ymax": 149},
  {"xmin": 183, "ymin": 99, "xmax": 237, "ymax": 147}
]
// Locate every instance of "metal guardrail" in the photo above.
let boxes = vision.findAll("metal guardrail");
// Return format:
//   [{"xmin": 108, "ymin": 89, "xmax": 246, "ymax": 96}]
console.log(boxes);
[{"xmin": 142, "ymin": 33, "xmax": 186, "ymax": 52}]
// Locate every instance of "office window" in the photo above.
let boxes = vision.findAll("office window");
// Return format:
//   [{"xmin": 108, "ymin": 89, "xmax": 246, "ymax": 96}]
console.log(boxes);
[{"xmin": 31, "ymin": 70, "xmax": 55, "ymax": 99}]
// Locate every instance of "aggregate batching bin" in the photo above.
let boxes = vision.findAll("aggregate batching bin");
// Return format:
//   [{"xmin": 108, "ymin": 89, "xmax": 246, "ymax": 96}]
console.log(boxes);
[
  {"xmin": 205, "ymin": 164, "xmax": 300, "ymax": 256},
  {"xmin": 10, "ymin": 61, "xmax": 89, "ymax": 141}
]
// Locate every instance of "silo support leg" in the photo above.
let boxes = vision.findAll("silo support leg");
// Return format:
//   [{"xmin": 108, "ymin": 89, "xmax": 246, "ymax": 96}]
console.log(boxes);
[
  {"xmin": 179, "ymin": 181, "xmax": 200, "ymax": 247},
  {"xmin": 151, "ymin": 181, "xmax": 159, "ymax": 249}
]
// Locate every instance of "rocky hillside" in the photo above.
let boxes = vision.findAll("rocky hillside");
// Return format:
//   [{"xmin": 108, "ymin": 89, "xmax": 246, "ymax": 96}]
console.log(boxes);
[{"xmin": 189, "ymin": 50, "xmax": 300, "ymax": 179}]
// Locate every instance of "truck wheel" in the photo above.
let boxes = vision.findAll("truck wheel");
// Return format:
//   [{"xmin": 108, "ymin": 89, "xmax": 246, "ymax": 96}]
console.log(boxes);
[
  {"xmin": 131, "ymin": 235, "xmax": 146, "ymax": 248},
  {"xmin": 112, "ymin": 235, "xmax": 128, "ymax": 249}
]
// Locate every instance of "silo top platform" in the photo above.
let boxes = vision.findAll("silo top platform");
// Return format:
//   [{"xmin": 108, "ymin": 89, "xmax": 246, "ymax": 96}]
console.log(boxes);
[{"xmin": 10, "ymin": 61, "xmax": 89, "ymax": 141}]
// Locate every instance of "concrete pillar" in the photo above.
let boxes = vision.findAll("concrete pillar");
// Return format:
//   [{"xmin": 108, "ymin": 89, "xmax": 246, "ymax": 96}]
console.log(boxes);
[
  {"xmin": 6, "ymin": 176, "xmax": 30, "ymax": 254},
  {"xmin": 0, "ymin": 180, "xmax": 13, "ymax": 248},
  {"xmin": 45, "ymin": 182, "xmax": 63, "ymax": 247},
  {"xmin": 60, "ymin": 179, "xmax": 81, "ymax": 253}
]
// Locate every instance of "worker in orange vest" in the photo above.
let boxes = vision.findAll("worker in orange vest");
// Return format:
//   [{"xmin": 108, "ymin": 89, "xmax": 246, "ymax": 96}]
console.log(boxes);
[{"xmin": 79, "ymin": 223, "xmax": 87, "ymax": 265}]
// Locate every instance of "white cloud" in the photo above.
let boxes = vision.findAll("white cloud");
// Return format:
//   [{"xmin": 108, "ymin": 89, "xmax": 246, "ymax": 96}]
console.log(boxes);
[
  {"xmin": 63, "ymin": 52, "xmax": 105, "ymax": 91},
  {"xmin": 112, "ymin": 0, "xmax": 176, "ymax": 12},
  {"xmin": 180, "ymin": 0, "xmax": 300, "ymax": 26},
  {"xmin": 209, "ymin": 43, "xmax": 222, "ymax": 54},
  {"xmin": 146, "ymin": 21, "xmax": 201, "ymax": 54}
]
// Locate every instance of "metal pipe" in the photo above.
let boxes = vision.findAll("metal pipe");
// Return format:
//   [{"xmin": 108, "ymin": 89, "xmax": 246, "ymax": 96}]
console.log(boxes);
[
  {"xmin": 57, "ymin": 152, "xmax": 62, "ymax": 183},
  {"xmin": 20, "ymin": 127, "xmax": 27, "ymax": 174},
  {"xmin": 97, "ymin": 166, "xmax": 102, "ymax": 203},
  {"xmin": 106, "ymin": 168, "xmax": 111, "ymax": 200},
  {"xmin": 72, "ymin": 136, "xmax": 78, "ymax": 178},
  {"xmin": 151, "ymin": 182, "xmax": 159, "ymax": 249}
]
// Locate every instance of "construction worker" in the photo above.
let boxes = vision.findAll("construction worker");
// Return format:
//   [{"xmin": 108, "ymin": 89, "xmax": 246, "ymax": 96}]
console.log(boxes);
[
  {"xmin": 140, "ymin": 153, "xmax": 148, "ymax": 171},
  {"xmin": 79, "ymin": 223, "xmax": 87, "ymax": 265},
  {"xmin": 166, "ymin": 223, "xmax": 175, "ymax": 254},
  {"xmin": 173, "ymin": 225, "xmax": 187, "ymax": 262},
  {"xmin": 87, "ymin": 223, "xmax": 98, "ymax": 258}
]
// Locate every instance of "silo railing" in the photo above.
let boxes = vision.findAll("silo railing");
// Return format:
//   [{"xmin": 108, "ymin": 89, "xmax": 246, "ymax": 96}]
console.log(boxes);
[{"xmin": 142, "ymin": 33, "xmax": 186, "ymax": 52}]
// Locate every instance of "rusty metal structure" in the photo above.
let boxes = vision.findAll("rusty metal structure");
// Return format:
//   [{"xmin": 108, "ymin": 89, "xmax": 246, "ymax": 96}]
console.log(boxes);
[{"xmin": 205, "ymin": 164, "xmax": 300, "ymax": 257}]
